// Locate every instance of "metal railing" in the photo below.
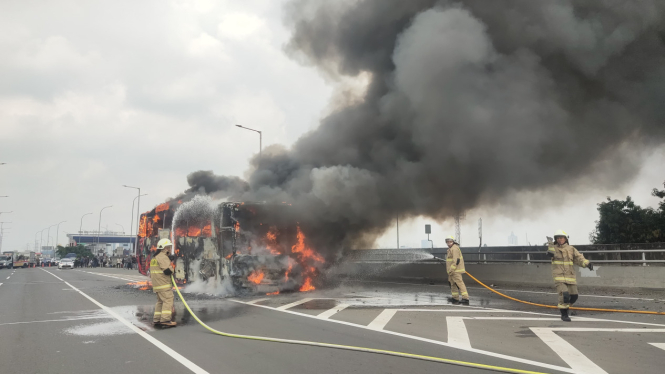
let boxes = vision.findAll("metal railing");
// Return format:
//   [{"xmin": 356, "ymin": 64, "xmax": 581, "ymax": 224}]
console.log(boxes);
[{"xmin": 352, "ymin": 248, "xmax": 665, "ymax": 266}]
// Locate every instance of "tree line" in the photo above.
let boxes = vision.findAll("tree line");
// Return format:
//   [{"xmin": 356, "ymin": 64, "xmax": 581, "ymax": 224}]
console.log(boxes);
[{"xmin": 590, "ymin": 181, "xmax": 665, "ymax": 244}]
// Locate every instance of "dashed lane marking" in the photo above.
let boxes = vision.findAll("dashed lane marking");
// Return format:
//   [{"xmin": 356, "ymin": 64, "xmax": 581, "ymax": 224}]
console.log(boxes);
[
  {"xmin": 246, "ymin": 298, "xmax": 269, "ymax": 305},
  {"xmin": 367, "ymin": 309, "xmax": 397, "ymax": 330},
  {"xmin": 41, "ymin": 269, "xmax": 210, "ymax": 374},
  {"xmin": 317, "ymin": 303, "xmax": 350, "ymax": 319},
  {"xmin": 649, "ymin": 343, "xmax": 665, "ymax": 351},
  {"xmin": 447, "ymin": 317, "xmax": 472, "ymax": 349},
  {"xmin": 276, "ymin": 297, "xmax": 313, "ymax": 310}
]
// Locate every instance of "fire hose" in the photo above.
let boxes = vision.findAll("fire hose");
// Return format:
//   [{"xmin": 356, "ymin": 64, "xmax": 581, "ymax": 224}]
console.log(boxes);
[
  {"xmin": 432, "ymin": 257, "xmax": 665, "ymax": 315},
  {"xmin": 464, "ymin": 271, "xmax": 665, "ymax": 315},
  {"xmin": 170, "ymin": 276, "xmax": 548, "ymax": 374}
]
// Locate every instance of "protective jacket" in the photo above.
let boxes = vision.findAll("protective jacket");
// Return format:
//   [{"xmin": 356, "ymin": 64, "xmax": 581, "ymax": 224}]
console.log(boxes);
[
  {"xmin": 150, "ymin": 249, "xmax": 173, "ymax": 293},
  {"xmin": 446, "ymin": 244, "xmax": 465, "ymax": 274},
  {"xmin": 547, "ymin": 243, "xmax": 589, "ymax": 284}
]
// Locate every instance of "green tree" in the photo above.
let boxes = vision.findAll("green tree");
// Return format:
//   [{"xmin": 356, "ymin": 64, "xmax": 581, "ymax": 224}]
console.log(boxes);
[
  {"xmin": 56, "ymin": 244, "xmax": 94, "ymax": 259},
  {"xmin": 590, "ymin": 182, "xmax": 665, "ymax": 244}
]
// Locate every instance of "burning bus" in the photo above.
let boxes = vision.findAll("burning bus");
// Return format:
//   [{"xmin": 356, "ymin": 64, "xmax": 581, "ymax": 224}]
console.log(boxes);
[{"xmin": 136, "ymin": 199, "xmax": 324, "ymax": 294}]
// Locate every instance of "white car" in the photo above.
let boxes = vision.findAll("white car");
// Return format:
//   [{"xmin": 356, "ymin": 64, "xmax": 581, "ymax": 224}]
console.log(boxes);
[{"xmin": 58, "ymin": 258, "xmax": 74, "ymax": 269}]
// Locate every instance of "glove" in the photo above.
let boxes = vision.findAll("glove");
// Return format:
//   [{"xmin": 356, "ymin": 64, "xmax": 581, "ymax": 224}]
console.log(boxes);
[
  {"xmin": 587, "ymin": 263, "xmax": 594, "ymax": 271},
  {"xmin": 163, "ymin": 268, "xmax": 173, "ymax": 276},
  {"xmin": 547, "ymin": 252, "xmax": 554, "ymax": 258},
  {"xmin": 168, "ymin": 254, "xmax": 175, "ymax": 261}
]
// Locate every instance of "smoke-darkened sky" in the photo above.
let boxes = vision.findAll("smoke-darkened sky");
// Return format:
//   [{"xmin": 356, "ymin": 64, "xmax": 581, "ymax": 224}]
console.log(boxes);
[{"xmin": 1, "ymin": 0, "xmax": 663, "ymax": 252}]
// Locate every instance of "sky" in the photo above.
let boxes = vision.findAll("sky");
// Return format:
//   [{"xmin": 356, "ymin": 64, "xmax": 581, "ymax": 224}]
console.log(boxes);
[{"xmin": 1, "ymin": 0, "xmax": 663, "ymax": 252}]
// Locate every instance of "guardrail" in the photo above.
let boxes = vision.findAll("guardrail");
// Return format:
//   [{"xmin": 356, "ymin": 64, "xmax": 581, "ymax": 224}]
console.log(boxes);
[{"xmin": 351, "ymin": 247, "xmax": 665, "ymax": 266}]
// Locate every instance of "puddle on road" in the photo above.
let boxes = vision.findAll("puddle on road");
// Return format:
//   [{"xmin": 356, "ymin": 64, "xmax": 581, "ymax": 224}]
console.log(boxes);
[{"xmin": 65, "ymin": 321, "xmax": 132, "ymax": 337}]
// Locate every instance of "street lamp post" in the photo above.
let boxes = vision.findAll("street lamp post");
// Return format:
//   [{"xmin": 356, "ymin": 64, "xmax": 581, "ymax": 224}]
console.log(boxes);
[
  {"xmin": 34, "ymin": 231, "xmax": 40, "ymax": 252},
  {"xmin": 235, "ymin": 124, "xmax": 262, "ymax": 161},
  {"xmin": 123, "ymin": 185, "xmax": 141, "ymax": 255},
  {"xmin": 46, "ymin": 224, "xmax": 57, "ymax": 253},
  {"xmin": 80, "ymin": 212, "xmax": 92, "ymax": 233},
  {"xmin": 98, "ymin": 206, "xmax": 113, "ymax": 253},
  {"xmin": 128, "ymin": 193, "xmax": 147, "ymax": 254},
  {"xmin": 54, "ymin": 221, "xmax": 66, "ymax": 256},
  {"xmin": 116, "ymin": 223, "xmax": 124, "ymax": 233},
  {"xmin": 40, "ymin": 227, "xmax": 48, "ymax": 252}
]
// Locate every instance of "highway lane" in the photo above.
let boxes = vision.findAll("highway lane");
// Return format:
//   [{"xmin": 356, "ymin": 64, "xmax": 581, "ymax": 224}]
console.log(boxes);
[{"xmin": 1, "ymin": 267, "xmax": 664, "ymax": 374}]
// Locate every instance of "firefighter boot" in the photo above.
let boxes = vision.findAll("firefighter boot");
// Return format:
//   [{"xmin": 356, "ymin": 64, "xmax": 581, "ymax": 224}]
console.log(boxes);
[
  {"xmin": 460, "ymin": 299, "xmax": 470, "ymax": 305},
  {"xmin": 160, "ymin": 321, "xmax": 177, "ymax": 328},
  {"xmin": 560, "ymin": 309, "xmax": 571, "ymax": 322},
  {"xmin": 447, "ymin": 297, "xmax": 460, "ymax": 305}
]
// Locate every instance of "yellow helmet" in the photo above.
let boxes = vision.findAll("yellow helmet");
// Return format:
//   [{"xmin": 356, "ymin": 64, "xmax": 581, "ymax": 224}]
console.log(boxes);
[
  {"xmin": 445, "ymin": 235, "xmax": 456, "ymax": 242},
  {"xmin": 157, "ymin": 238, "xmax": 173, "ymax": 249},
  {"xmin": 553, "ymin": 230, "xmax": 568, "ymax": 238}
]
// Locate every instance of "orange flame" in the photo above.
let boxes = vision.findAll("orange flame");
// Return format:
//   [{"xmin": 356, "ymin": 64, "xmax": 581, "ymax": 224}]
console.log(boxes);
[
  {"xmin": 153, "ymin": 215, "xmax": 160, "ymax": 223},
  {"xmin": 299, "ymin": 277, "xmax": 315, "ymax": 292},
  {"xmin": 155, "ymin": 203, "xmax": 170, "ymax": 213},
  {"xmin": 291, "ymin": 227, "xmax": 324, "ymax": 263},
  {"xmin": 248, "ymin": 270, "xmax": 265, "ymax": 284},
  {"xmin": 266, "ymin": 291, "xmax": 280, "ymax": 295},
  {"xmin": 265, "ymin": 226, "xmax": 281, "ymax": 254},
  {"xmin": 139, "ymin": 216, "xmax": 147, "ymax": 237},
  {"xmin": 234, "ymin": 221, "xmax": 240, "ymax": 232}
]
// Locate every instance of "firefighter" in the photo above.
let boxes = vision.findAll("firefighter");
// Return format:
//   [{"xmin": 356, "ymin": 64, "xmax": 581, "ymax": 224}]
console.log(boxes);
[
  {"xmin": 151, "ymin": 238, "xmax": 177, "ymax": 327},
  {"xmin": 445, "ymin": 235, "xmax": 469, "ymax": 305},
  {"xmin": 547, "ymin": 230, "xmax": 593, "ymax": 322}
]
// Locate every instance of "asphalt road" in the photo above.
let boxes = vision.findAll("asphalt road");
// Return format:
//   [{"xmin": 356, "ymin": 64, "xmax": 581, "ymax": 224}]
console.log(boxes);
[{"xmin": 1, "ymin": 266, "xmax": 664, "ymax": 374}]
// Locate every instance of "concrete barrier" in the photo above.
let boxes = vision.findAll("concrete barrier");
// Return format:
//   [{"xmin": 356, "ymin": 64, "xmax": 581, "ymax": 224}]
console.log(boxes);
[{"xmin": 344, "ymin": 261, "xmax": 665, "ymax": 290}]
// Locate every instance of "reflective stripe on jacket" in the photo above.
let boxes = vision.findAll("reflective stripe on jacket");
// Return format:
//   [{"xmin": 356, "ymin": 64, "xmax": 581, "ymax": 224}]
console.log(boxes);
[
  {"xmin": 446, "ymin": 244, "xmax": 465, "ymax": 274},
  {"xmin": 150, "ymin": 250, "xmax": 172, "ymax": 293},
  {"xmin": 548, "ymin": 243, "xmax": 589, "ymax": 284}
]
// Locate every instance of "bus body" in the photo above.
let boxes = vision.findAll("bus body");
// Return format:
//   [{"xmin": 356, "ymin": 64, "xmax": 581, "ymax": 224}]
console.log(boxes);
[{"xmin": 136, "ymin": 201, "xmax": 312, "ymax": 293}]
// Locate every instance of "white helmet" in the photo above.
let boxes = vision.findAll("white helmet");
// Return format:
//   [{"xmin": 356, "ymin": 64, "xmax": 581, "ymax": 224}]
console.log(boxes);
[
  {"xmin": 157, "ymin": 238, "xmax": 172, "ymax": 250},
  {"xmin": 553, "ymin": 230, "xmax": 568, "ymax": 238},
  {"xmin": 445, "ymin": 235, "xmax": 456, "ymax": 242}
]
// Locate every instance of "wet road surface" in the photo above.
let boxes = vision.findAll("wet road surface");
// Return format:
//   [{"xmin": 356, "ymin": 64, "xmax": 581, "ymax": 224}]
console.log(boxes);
[{"xmin": 1, "ymin": 267, "xmax": 664, "ymax": 374}]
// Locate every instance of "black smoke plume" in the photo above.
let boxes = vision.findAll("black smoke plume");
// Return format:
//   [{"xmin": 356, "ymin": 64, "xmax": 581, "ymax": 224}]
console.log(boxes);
[{"xmin": 183, "ymin": 0, "xmax": 665, "ymax": 257}]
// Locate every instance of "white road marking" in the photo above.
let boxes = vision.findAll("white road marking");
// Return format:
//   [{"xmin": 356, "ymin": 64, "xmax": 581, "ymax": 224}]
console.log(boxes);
[
  {"xmin": 234, "ymin": 299, "xmax": 575, "ymax": 373},
  {"xmin": 0, "ymin": 316, "xmax": 111, "ymax": 326},
  {"xmin": 246, "ymin": 298, "xmax": 269, "ymax": 305},
  {"xmin": 0, "ymin": 283, "xmax": 2, "ymax": 287},
  {"xmin": 354, "ymin": 280, "xmax": 663, "ymax": 301},
  {"xmin": 276, "ymin": 297, "xmax": 313, "ymax": 310},
  {"xmin": 446, "ymin": 317, "xmax": 472, "ymax": 349},
  {"xmin": 649, "ymin": 343, "xmax": 665, "ymax": 351},
  {"xmin": 317, "ymin": 303, "xmax": 350, "ymax": 319},
  {"xmin": 367, "ymin": 309, "xmax": 397, "ymax": 330},
  {"xmin": 81, "ymin": 271, "xmax": 146, "ymax": 282},
  {"xmin": 531, "ymin": 328, "xmax": 608, "ymax": 374},
  {"xmin": 42, "ymin": 269, "xmax": 210, "ymax": 374}
]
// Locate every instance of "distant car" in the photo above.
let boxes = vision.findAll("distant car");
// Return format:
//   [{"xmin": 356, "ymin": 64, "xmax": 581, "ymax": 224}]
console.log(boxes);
[
  {"xmin": 58, "ymin": 258, "xmax": 74, "ymax": 270},
  {"xmin": 0, "ymin": 256, "xmax": 10, "ymax": 269}
]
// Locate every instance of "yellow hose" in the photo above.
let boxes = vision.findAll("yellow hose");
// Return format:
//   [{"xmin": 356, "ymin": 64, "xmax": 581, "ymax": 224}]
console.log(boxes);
[
  {"xmin": 170, "ymin": 276, "xmax": 549, "ymax": 374},
  {"xmin": 464, "ymin": 272, "xmax": 665, "ymax": 315}
]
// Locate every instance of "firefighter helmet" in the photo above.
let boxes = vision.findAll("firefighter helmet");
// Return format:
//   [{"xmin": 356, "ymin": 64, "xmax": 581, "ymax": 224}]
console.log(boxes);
[
  {"xmin": 553, "ymin": 230, "xmax": 568, "ymax": 239},
  {"xmin": 445, "ymin": 235, "xmax": 456, "ymax": 242},
  {"xmin": 157, "ymin": 238, "xmax": 173, "ymax": 249}
]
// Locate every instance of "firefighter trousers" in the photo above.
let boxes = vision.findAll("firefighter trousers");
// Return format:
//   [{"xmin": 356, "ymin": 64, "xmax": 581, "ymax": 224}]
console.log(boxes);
[
  {"xmin": 154, "ymin": 290, "xmax": 174, "ymax": 323},
  {"xmin": 556, "ymin": 283, "xmax": 578, "ymax": 309},
  {"xmin": 448, "ymin": 272, "xmax": 469, "ymax": 300}
]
